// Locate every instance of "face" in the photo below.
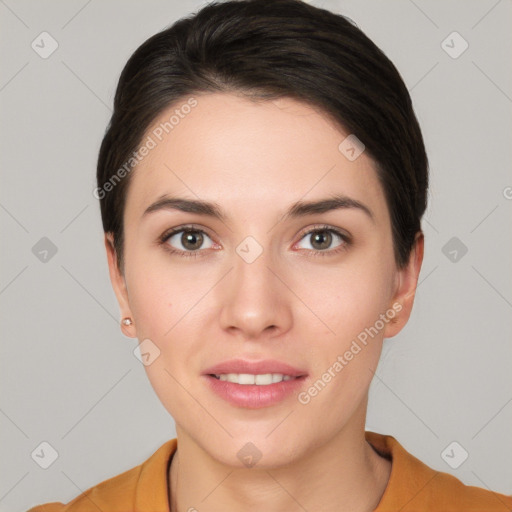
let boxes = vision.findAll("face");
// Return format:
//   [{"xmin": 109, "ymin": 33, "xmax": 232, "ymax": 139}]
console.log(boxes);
[{"xmin": 106, "ymin": 92, "xmax": 423, "ymax": 468}]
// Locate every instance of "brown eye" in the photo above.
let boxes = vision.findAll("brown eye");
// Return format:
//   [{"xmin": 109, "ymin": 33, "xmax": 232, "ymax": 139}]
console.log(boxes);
[
  {"xmin": 296, "ymin": 227, "xmax": 349, "ymax": 254},
  {"xmin": 164, "ymin": 229, "xmax": 214, "ymax": 253}
]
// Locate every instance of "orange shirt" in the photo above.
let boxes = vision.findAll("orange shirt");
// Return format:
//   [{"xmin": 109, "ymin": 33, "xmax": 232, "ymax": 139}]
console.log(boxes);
[{"xmin": 27, "ymin": 431, "xmax": 512, "ymax": 511}]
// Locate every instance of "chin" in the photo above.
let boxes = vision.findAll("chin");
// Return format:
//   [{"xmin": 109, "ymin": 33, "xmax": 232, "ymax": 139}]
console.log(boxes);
[{"xmin": 196, "ymin": 429, "xmax": 307, "ymax": 469}]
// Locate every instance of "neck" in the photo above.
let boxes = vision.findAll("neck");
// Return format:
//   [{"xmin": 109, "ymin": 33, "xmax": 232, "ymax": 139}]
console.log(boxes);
[{"xmin": 169, "ymin": 408, "xmax": 391, "ymax": 512}]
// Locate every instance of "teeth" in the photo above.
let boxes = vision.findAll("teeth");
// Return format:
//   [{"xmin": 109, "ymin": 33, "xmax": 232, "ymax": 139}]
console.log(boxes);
[{"xmin": 215, "ymin": 373, "xmax": 294, "ymax": 385}]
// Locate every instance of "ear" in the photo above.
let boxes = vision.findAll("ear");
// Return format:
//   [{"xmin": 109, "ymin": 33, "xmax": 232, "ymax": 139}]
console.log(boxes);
[
  {"xmin": 104, "ymin": 233, "xmax": 136, "ymax": 338},
  {"xmin": 383, "ymin": 231, "xmax": 424, "ymax": 338}
]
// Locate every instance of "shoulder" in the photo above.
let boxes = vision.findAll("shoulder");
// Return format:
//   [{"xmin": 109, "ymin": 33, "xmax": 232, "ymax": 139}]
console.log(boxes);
[
  {"xmin": 26, "ymin": 439, "xmax": 177, "ymax": 512},
  {"xmin": 25, "ymin": 463, "xmax": 143, "ymax": 512},
  {"xmin": 366, "ymin": 431, "xmax": 512, "ymax": 512},
  {"xmin": 423, "ymin": 470, "xmax": 512, "ymax": 511}
]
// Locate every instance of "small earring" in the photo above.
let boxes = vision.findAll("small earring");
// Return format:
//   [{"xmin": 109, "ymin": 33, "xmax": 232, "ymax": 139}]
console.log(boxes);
[{"xmin": 122, "ymin": 317, "xmax": 133, "ymax": 326}]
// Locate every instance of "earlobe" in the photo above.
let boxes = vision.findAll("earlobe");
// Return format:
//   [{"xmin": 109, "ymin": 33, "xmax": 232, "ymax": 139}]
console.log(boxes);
[
  {"xmin": 384, "ymin": 231, "xmax": 425, "ymax": 338},
  {"xmin": 104, "ymin": 233, "xmax": 136, "ymax": 338}
]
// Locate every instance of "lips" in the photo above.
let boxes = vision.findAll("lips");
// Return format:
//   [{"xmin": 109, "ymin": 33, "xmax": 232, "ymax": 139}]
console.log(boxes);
[
  {"xmin": 202, "ymin": 358, "xmax": 308, "ymax": 408},
  {"xmin": 202, "ymin": 358, "xmax": 307, "ymax": 378}
]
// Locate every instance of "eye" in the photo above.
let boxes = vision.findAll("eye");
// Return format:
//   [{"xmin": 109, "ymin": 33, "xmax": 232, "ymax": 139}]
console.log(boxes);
[
  {"xmin": 296, "ymin": 225, "xmax": 350, "ymax": 255},
  {"xmin": 160, "ymin": 226, "xmax": 215, "ymax": 257},
  {"xmin": 158, "ymin": 224, "xmax": 350, "ymax": 258}
]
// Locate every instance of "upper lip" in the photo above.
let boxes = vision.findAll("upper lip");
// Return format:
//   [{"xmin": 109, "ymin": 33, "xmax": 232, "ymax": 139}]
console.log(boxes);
[{"xmin": 203, "ymin": 358, "xmax": 307, "ymax": 377}]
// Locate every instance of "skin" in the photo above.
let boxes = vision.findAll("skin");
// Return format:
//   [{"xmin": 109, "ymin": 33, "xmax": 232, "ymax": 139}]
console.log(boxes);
[{"xmin": 105, "ymin": 92, "xmax": 424, "ymax": 512}]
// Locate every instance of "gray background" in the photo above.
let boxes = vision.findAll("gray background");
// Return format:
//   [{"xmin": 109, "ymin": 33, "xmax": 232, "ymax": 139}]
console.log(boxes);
[{"xmin": 1, "ymin": 0, "xmax": 511, "ymax": 510}]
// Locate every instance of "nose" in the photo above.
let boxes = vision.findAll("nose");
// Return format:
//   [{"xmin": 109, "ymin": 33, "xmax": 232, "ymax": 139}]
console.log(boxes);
[{"xmin": 218, "ymin": 240, "xmax": 293, "ymax": 341}]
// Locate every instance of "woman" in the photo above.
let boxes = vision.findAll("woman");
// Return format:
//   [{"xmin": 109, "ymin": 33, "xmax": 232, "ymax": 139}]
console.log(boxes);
[{"xmin": 28, "ymin": 0, "xmax": 512, "ymax": 510}]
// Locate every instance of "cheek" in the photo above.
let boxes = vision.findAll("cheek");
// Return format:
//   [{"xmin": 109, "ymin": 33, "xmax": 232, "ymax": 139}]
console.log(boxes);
[
  {"xmin": 128, "ymin": 275, "xmax": 173, "ymax": 339},
  {"xmin": 125, "ymin": 246, "xmax": 205, "ymax": 339},
  {"xmin": 296, "ymin": 276, "xmax": 390, "ymax": 428},
  {"xmin": 125, "ymin": 260, "xmax": 206, "ymax": 420},
  {"xmin": 294, "ymin": 251, "xmax": 395, "ymax": 343},
  {"xmin": 294, "ymin": 249, "xmax": 395, "ymax": 393},
  {"xmin": 124, "ymin": 248, "xmax": 211, "ymax": 374}
]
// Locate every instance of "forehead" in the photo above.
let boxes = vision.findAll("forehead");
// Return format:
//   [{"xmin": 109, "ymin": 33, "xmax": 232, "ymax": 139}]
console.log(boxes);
[{"xmin": 125, "ymin": 93, "xmax": 387, "ymax": 222}]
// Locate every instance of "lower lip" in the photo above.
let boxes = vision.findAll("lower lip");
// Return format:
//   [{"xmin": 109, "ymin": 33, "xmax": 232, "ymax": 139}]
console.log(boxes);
[{"xmin": 203, "ymin": 375, "xmax": 306, "ymax": 408}]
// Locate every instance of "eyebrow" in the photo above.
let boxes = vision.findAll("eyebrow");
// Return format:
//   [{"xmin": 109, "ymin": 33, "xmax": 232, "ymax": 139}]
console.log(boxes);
[{"xmin": 142, "ymin": 193, "xmax": 374, "ymax": 223}]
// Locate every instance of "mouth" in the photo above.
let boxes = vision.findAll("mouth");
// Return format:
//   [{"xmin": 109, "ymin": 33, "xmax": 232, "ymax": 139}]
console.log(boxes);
[
  {"xmin": 208, "ymin": 373, "xmax": 303, "ymax": 385},
  {"xmin": 202, "ymin": 359, "xmax": 308, "ymax": 408}
]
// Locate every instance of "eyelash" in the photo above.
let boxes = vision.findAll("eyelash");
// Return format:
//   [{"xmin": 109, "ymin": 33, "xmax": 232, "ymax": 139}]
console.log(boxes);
[{"xmin": 158, "ymin": 224, "xmax": 352, "ymax": 259}]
